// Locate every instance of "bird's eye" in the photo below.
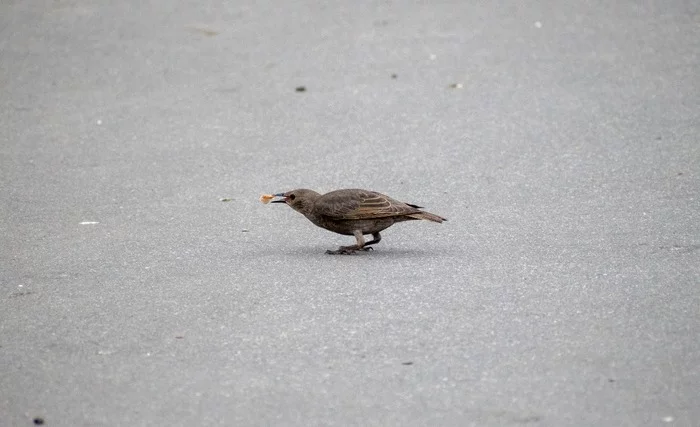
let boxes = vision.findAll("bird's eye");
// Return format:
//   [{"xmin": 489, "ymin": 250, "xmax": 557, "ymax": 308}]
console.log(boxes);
[{"xmin": 289, "ymin": 194, "xmax": 296, "ymax": 201}]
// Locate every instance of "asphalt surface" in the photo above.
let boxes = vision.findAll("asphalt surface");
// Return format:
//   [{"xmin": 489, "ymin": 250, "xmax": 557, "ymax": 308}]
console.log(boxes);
[{"xmin": 2, "ymin": 1, "xmax": 699, "ymax": 426}]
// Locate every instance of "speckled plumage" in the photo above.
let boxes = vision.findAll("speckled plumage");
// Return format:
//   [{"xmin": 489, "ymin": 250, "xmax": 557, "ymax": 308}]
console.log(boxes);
[{"xmin": 270, "ymin": 188, "xmax": 446, "ymax": 254}]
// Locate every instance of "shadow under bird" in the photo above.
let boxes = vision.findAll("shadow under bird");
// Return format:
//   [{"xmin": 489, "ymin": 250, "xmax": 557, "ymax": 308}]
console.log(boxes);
[{"xmin": 266, "ymin": 188, "xmax": 447, "ymax": 254}]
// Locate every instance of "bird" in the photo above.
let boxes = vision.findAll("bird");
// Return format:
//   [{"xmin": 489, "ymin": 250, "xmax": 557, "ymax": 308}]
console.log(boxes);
[{"xmin": 268, "ymin": 188, "xmax": 446, "ymax": 254}]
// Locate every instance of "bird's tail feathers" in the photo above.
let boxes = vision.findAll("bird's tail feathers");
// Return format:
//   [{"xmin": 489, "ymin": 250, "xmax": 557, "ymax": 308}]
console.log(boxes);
[{"xmin": 408, "ymin": 211, "xmax": 447, "ymax": 223}]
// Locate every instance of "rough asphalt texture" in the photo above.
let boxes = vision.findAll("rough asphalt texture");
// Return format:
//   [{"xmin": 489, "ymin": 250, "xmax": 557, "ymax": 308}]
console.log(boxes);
[{"xmin": 2, "ymin": 1, "xmax": 699, "ymax": 426}]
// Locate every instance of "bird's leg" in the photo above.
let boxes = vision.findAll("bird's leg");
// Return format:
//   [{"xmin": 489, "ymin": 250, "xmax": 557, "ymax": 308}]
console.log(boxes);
[
  {"xmin": 362, "ymin": 232, "xmax": 382, "ymax": 247},
  {"xmin": 326, "ymin": 230, "xmax": 372, "ymax": 255}
]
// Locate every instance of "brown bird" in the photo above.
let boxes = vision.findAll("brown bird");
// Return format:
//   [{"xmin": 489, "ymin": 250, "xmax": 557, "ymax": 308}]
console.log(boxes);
[{"xmin": 269, "ymin": 188, "xmax": 446, "ymax": 254}]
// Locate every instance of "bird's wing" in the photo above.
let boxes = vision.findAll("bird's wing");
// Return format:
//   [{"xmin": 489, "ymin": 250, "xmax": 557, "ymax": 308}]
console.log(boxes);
[{"xmin": 317, "ymin": 190, "xmax": 420, "ymax": 220}]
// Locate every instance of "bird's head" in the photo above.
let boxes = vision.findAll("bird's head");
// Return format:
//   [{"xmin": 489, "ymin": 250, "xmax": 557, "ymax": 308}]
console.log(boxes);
[{"xmin": 271, "ymin": 189, "xmax": 320, "ymax": 216}]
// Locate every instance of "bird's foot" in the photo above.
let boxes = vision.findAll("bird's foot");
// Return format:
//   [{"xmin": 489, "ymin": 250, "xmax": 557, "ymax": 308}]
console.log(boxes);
[{"xmin": 325, "ymin": 246, "xmax": 374, "ymax": 255}]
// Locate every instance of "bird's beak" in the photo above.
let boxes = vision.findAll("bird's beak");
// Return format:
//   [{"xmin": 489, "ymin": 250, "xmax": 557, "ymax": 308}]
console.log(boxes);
[{"xmin": 270, "ymin": 193, "xmax": 287, "ymax": 203}]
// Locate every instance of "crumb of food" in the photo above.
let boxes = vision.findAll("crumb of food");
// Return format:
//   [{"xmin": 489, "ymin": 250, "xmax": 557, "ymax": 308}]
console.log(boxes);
[{"xmin": 260, "ymin": 194, "xmax": 275, "ymax": 204}]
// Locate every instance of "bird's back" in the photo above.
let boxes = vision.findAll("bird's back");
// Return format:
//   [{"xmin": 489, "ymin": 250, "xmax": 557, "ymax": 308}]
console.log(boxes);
[{"xmin": 314, "ymin": 189, "xmax": 420, "ymax": 220}]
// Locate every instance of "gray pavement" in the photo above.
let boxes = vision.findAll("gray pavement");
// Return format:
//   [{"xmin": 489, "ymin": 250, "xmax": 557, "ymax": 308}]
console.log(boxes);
[{"xmin": 2, "ymin": 1, "xmax": 699, "ymax": 426}]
